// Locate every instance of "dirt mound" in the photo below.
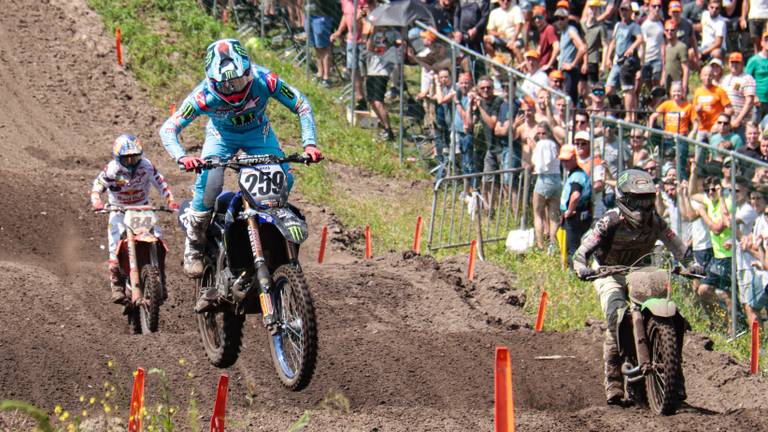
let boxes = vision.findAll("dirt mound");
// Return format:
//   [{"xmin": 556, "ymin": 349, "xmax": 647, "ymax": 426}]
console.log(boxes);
[{"xmin": 1, "ymin": 0, "xmax": 768, "ymax": 431}]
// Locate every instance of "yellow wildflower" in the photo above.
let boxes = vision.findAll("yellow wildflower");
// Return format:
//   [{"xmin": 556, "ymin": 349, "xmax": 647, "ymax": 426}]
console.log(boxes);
[
  {"xmin": 178, "ymin": 358, "xmax": 187, "ymax": 366},
  {"xmin": 107, "ymin": 360, "xmax": 114, "ymax": 368},
  {"xmin": 79, "ymin": 395, "xmax": 85, "ymax": 403},
  {"xmin": 82, "ymin": 409, "xmax": 88, "ymax": 417},
  {"xmin": 103, "ymin": 403, "xmax": 112, "ymax": 414},
  {"xmin": 59, "ymin": 410, "xmax": 70, "ymax": 422},
  {"xmin": 54, "ymin": 405, "xmax": 62, "ymax": 415},
  {"xmin": 89, "ymin": 397, "xmax": 96, "ymax": 405}
]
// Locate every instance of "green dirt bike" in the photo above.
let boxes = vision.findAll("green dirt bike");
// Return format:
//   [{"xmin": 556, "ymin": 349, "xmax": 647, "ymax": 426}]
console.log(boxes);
[{"xmin": 586, "ymin": 264, "xmax": 703, "ymax": 415}]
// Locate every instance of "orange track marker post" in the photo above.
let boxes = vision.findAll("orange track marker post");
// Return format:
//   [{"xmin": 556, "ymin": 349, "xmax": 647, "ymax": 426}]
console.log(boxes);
[
  {"xmin": 412, "ymin": 215, "xmax": 423, "ymax": 254},
  {"xmin": 210, "ymin": 373, "xmax": 229, "ymax": 432},
  {"xmin": 317, "ymin": 225, "xmax": 328, "ymax": 264},
  {"xmin": 494, "ymin": 347, "xmax": 516, "ymax": 432},
  {"xmin": 751, "ymin": 320, "xmax": 760, "ymax": 375},
  {"xmin": 169, "ymin": 103, "xmax": 176, "ymax": 115},
  {"xmin": 115, "ymin": 27, "xmax": 123, "ymax": 66},
  {"xmin": 364, "ymin": 225, "xmax": 372, "ymax": 259},
  {"xmin": 127, "ymin": 367, "xmax": 145, "ymax": 432},
  {"xmin": 222, "ymin": 9, "xmax": 229, "ymax": 24},
  {"xmin": 468, "ymin": 240, "xmax": 477, "ymax": 281},
  {"xmin": 534, "ymin": 291, "xmax": 548, "ymax": 332}
]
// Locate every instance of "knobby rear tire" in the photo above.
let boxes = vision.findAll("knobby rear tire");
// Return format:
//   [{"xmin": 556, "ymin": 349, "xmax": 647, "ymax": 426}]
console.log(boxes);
[
  {"xmin": 646, "ymin": 317, "xmax": 682, "ymax": 415},
  {"xmin": 269, "ymin": 264, "xmax": 318, "ymax": 391},
  {"xmin": 139, "ymin": 266, "xmax": 162, "ymax": 334},
  {"xmin": 197, "ymin": 259, "xmax": 244, "ymax": 368}
]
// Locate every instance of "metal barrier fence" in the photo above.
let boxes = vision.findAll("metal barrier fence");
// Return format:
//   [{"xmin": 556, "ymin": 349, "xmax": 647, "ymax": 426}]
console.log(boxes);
[
  {"xmin": 592, "ymin": 114, "xmax": 768, "ymax": 338},
  {"xmin": 427, "ymin": 167, "xmax": 530, "ymax": 253}
]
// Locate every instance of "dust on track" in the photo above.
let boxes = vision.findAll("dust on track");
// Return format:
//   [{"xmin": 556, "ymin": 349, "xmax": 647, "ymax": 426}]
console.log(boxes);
[{"xmin": 0, "ymin": 0, "xmax": 767, "ymax": 431}]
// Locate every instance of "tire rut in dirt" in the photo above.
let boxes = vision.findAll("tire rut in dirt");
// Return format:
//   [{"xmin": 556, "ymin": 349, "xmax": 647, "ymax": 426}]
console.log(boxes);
[{"xmin": 269, "ymin": 264, "xmax": 318, "ymax": 391}]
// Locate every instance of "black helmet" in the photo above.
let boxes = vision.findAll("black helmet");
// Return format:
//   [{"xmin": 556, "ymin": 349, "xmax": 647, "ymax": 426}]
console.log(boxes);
[{"xmin": 615, "ymin": 169, "xmax": 657, "ymax": 229}]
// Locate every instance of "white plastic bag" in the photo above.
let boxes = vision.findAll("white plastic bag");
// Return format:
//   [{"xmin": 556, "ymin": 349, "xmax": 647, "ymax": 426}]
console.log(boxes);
[{"xmin": 505, "ymin": 228, "xmax": 535, "ymax": 254}]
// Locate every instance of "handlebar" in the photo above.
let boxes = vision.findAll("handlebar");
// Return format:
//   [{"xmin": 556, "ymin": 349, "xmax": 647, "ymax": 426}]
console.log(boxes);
[
  {"xmin": 178, "ymin": 153, "xmax": 314, "ymax": 172},
  {"xmin": 584, "ymin": 264, "xmax": 705, "ymax": 281},
  {"xmin": 94, "ymin": 205, "xmax": 176, "ymax": 214}
]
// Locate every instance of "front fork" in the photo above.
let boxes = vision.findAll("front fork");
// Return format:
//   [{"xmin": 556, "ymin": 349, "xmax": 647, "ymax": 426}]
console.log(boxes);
[
  {"xmin": 631, "ymin": 306, "xmax": 651, "ymax": 374},
  {"xmin": 243, "ymin": 200, "xmax": 277, "ymax": 330},
  {"xmin": 126, "ymin": 231, "xmax": 141, "ymax": 303}
]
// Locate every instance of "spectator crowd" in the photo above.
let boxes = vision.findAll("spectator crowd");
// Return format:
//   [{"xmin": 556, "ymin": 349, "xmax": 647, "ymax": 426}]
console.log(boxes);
[{"xmin": 226, "ymin": 0, "xmax": 768, "ymax": 331}]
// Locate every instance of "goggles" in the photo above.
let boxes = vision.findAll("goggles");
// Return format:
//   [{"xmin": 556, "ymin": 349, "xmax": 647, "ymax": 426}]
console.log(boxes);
[
  {"xmin": 214, "ymin": 74, "xmax": 251, "ymax": 96},
  {"xmin": 119, "ymin": 154, "xmax": 141, "ymax": 167},
  {"xmin": 625, "ymin": 194, "xmax": 655, "ymax": 210}
]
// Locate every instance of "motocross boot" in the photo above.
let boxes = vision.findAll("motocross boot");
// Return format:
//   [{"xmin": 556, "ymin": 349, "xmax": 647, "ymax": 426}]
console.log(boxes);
[
  {"xmin": 108, "ymin": 261, "xmax": 127, "ymax": 304},
  {"xmin": 604, "ymin": 329, "xmax": 624, "ymax": 405},
  {"xmin": 184, "ymin": 210, "xmax": 211, "ymax": 277}
]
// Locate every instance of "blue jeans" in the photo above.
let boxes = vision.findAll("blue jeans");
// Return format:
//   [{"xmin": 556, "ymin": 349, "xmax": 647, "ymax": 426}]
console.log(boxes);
[
  {"xmin": 458, "ymin": 131, "xmax": 477, "ymax": 187},
  {"xmin": 192, "ymin": 121, "xmax": 290, "ymax": 212}
]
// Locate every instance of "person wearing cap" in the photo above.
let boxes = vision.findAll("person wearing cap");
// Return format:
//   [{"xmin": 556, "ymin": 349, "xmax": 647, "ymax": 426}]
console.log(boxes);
[
  {"xmin": 668, "ymin": 1, "xmax": 700, "ymax": 71},
  {"xmin": 558, "ymin": 143, "xmax": 593, "ymax": 267},
  {"xmin": 708, "ymin": 57, "xmax": 724, "ymax": 83},
  {"xmin": 700, "ymin": 0, "xmax": 727, "ymax": 61},
  {"xmin": 746, "ymin": 31, "xmax": 768, "ymax": 121},
  {"xmin": 740, "ymin": 185, "xmax": 768, "ymax": 328},
  {"xmin": 483, "ymin": 0, "xmax": 525, "ymax": 61},
  {"xmin": 746, "ymin": 0, "xmax": 768, "ymax": 54},
  {"xmin": 661, "ymin": 19, "xmax": 689, "ymax": 95},
  {"xmin": 640, "ymin": 0, "xmax": 666, "ymax": 92},
  {"xmin": 721, "ymin": 52, "xmax": 756, "ymax": 135},
  {"xmin": 520, "ymin": 50, "xmax": 550, "ymax": 98},
  {"xmin": 534, "ymin": 6, "xmax": 560, "ymax": 70},
  {"xmin": 531, "ymin": 122, "xmax": 562, "ymax": 251},
  {"xmin": 555, "ymin": 7, "xmax": 588, "ymax": 105},
  {"xmin": 574, "ymin": 129, "xmax": 607, "ymax": 216},
  {"xmin": 582, "ymin": 0, "xmax": 608, "ymax": 87},
  {"xmin": 604, "ymin": 0, "xmax": 644, "ymax": 119},
  {"xmin": 692, "ymin": 65, "xmax": 733, "ymax": 142},
  {"xmin": 588, "ymin": 83, "xmax": 609, "ymax": 116}
]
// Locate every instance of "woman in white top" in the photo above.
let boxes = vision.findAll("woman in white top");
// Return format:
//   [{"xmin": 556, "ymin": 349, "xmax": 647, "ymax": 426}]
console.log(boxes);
[{"xmin": 531, "ymin": 121, "xmax": 562, "ymax": 250}]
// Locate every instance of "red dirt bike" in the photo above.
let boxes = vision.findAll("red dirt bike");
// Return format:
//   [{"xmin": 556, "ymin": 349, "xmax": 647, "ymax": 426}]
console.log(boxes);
[{"xmin": 97, "ymin": 205, "xmax": 174, "ymax": 334}]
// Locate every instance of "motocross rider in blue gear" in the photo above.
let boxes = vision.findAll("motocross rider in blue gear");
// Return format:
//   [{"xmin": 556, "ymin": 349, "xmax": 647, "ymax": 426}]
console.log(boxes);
[{"xmin": 159, "ymin": 39, "xmax": 322, "ymax": 293}]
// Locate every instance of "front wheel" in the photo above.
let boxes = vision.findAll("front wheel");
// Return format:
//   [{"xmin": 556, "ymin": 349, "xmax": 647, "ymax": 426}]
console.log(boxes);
[
  {"xmin": 268, "ymin": 264, "xmax": 318, "ymax": 391},
  {"xmin": 139, "ymin": 266, "xmax": 162, "ymax": 334},
  {"xmin": 646, "ymin": 317, "xmax": 682, "ymax": 415}
]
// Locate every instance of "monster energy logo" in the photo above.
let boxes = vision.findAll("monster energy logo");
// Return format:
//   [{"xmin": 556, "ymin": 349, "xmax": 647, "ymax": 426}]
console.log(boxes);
[
  {"xmin": 230, "ymin": 112, "xmax": 255, "ymax": 126},
  {"xmin": 181, "ymin": 102, "xmax": 195, "ymax": 119},
  {"xmin": 204, "ymin": 50, "xmax": 214, "ymax": 69},
  {"xmin": 232, "ymin": 41, "xmax": 248, "ymax": 57},
  {"xmin": 223, "ymin": 70, "xmax": 236, "ymax": 80},
  {"xmin": 618, "ymin": 172, "xmax": 629, "ymax": 186},
  {"xmin": 279, "ymin": 84, "xmax": 295, "ymax": 100},
  {"xmin": 287, "ymin": 225, "xmax": 303, "ymax": 242}
]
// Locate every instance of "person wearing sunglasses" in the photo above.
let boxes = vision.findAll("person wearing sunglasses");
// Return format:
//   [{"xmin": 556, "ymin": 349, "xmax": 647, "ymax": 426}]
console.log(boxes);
[
  {"xmin": 533, "ymin": 5, "xmax": 560, "ymax": 71},
  {"xmin": 661, "ymin": 20, "xmax": 689, "ymax": 96},
  {"xmin": 574, "ymin": 169, "xmax": 691, "ymax": 405},
  {"xmin": 709, "ymin": 114, "xmax": 744, "ymax": 160},
  {"xmin": 692, "ymin": 65, "xmax": 733, "ymax": 143},
  {"xmin": 582, "ymin": 0, "xmax": 607, "ymax": 87},
  {"xmin": 604, "ymin": 0, "xmax": 644, "ymax": 120},
  {"xmin": 520, "ymin": 50, "xmax": 550, "ymax": 100},
  {"xmin": 746, "ymin": 30, "xmax": 768, "ymax": 121},
  {"xmin": 640, "ymin": 0, "xmax": 666, "ymax": 93},
  {"xmin": 668, "ymin": 1, "xmax": 700, "ymax": 72},
  {"xmin": 720, "ymin": 52, "xmax": 756, "ymax": 136}
]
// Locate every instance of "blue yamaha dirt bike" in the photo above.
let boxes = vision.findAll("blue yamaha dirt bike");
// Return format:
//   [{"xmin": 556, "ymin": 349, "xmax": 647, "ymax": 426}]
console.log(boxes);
[{"xmin": 179, "ymin": 153, "xmax": 317, "ymax": 390}]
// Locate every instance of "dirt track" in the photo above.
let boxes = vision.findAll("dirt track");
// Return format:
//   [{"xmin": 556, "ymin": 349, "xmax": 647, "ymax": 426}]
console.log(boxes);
[{"xmin": 1, "ymin": 0, "xmax": 767, "ymax": 430}]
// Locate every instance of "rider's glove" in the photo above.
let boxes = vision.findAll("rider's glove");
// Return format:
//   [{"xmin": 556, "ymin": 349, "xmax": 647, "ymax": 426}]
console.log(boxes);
[
  {"xmin": 179, "ymin": 156, "xmax": 205, "ymax": 172},
  {"xmin": 167, "ymin": 200, "xmax": 180, "ymax": 211},
  {"xmin": 303, "ymin": 145, "xmax": 323, "ymax": 163},
  {"xmin": 576, "ymin": 267, "xmax": 596, "ymax": 281},
  {"xmin": 91, "ymin": 198, "xmax": 104, "ymax": 211}
]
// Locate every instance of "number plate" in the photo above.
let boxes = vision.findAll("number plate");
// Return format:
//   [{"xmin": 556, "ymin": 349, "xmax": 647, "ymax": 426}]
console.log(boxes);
[
  {"xmin": 239, "ymin": 164, "xmax": 287, "ymax": 205},
  {"xmin": 124, "ymin": 210, "xmax": 157, "ymax": 236}
]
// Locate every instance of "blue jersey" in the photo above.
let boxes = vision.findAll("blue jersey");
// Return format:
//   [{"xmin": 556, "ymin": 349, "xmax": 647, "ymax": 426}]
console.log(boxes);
[{"xmin": 160, "ymin": 65, "xmax": 317, "ymax": 161}]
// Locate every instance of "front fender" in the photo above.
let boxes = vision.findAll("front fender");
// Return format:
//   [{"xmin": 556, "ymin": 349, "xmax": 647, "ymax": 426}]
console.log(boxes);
[
  {"xmin": 641, "ymin": 298, "xmax": 677, "ymax": 317},
  {"xmin": 259, "ymin": 206, "xmax": 308, "ymax": 244}
]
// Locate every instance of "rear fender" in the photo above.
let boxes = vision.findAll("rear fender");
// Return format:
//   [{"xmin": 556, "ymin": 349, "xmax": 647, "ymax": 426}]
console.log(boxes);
[
  {"xmin": 259, "ymin": 206, "xmax": 308, "ymax": 244},
  {"xmin": 641, "ymin": 298, "xmax": 677, "ymax": 318}
]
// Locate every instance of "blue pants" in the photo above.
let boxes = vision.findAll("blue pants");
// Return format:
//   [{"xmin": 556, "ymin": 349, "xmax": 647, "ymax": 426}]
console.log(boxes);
[{"xmin": 192, "ymin": 122, "xmax": 292, "ymax": 212}]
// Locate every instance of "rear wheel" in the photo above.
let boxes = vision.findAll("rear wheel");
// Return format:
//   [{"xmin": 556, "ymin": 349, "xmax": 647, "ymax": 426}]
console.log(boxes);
[
  {"xmin": 646, "ymin": 317, "xmax": 682, "ymax": 415},
  {"xmin": 268, "ymin": 264, "xmax": 318, "ymax": 391},
  {"xmin": 139, "ymin": 266, "xmax": 162, "ymax": 334},
  {"xmin": 197, "ymin": 256, "xmax": 244, "ymax": 368}
]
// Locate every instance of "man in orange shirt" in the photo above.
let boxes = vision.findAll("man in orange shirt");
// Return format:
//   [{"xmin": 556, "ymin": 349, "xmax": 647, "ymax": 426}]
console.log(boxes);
[
  {"xmin": 649, "ymin": 81, "xmax": 694, "ymax": 176},
  {"xmin": 693, "ymin": 65, "xmax": 733, "ymax": 139}
]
